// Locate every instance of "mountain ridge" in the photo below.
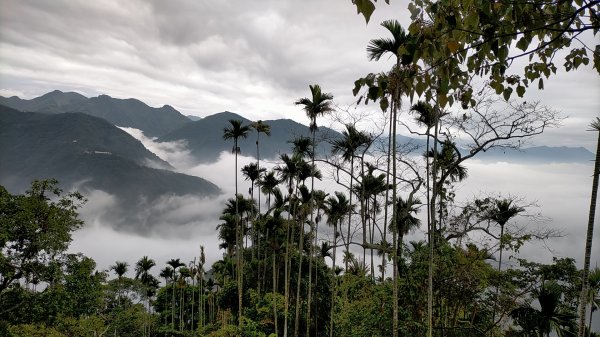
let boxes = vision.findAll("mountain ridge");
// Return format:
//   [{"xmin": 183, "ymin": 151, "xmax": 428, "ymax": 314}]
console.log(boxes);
[{"xmin": 0, "ymin": 90, "xmax": 191, "ymax": 137}]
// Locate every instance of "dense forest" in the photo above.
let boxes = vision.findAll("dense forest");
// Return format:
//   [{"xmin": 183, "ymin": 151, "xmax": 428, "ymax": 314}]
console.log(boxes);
[{"xmin": 1, "ymin": 1, "xmax": 599, "ymax": 336}]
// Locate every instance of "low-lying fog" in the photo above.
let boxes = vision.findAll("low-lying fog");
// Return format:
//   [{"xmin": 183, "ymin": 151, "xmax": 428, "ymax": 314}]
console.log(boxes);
[{"xmin": 69, "ymin": 127, "xmax": 598, "ymax": 280}]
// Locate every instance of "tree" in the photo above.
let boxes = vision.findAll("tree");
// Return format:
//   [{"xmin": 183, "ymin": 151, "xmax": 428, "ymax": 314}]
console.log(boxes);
[
  {"xmin": 134, "ymin": 256, "xmax": 157, "ymax": 337},
  {"xmin": 352, "ymin": 0, "xmax": 599, "ymax": 107},
  {"xmin": 222, "ymin": 118, "xmax": 251, "ymax": 329},
  {"xmin": 365, "ymin": 18, "xmax": 414, "ymax": 337},
  {"xmin": 110, "ymin": 261, "xmax": 129, "ymax": 306},
  {"xmin": 485, "ymin": 199, "xmax": 525, "ymax": 273},
  {"xmin": 511, "ymin": 281, "xmax": 577, "ymax": 337},
  {"xmin": 0, "ymin": 179, "xmax": 85, "ymax": 294},
  {"xmin": 295, "ymin": 86, "xmax": 334, "ymax": 337},
  {"xmin": 584, "ymin": 267, "xmax": 600, "ymax": 336},
  {"xmin": 331, "ymin": 123, "xmax": 371, "ymax": 272},
  {"xmin": 166, "ymin": 258, "xmax": 184, "ymax": 330},
  {"xmin": 579, "ymin": 117, "xmax": 600, "ymax": 336},
  {"xmin": 251, "ymin": 120, "xmax": 272, "ymax": 216},
  {"xmin": 389, "ymin": 196, "xmax": 421, "ymax": 269},
  {"xmin": 259, "ymin": 170, "xmax": 280, "ymax": 212},
  {"xmin": 323, "ymin": 191, "xmax": 353, "ymax": 337}
]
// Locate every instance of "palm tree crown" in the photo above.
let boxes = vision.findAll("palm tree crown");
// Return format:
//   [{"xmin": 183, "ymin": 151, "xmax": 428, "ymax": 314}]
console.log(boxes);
[
  {"xmin": 367, "ymin": 19, "xmax": 414, "ymax": 65},
  {"xmin": 223, "ymin": 119, "xmax": 251, "ymax": 154},
  {"xmin": 110, "ymin": 261, "xmax": 129, "ymax": 279},
  {"xmin": 295, "ymin": 84, "xmax": 334, "ymax": 132}
]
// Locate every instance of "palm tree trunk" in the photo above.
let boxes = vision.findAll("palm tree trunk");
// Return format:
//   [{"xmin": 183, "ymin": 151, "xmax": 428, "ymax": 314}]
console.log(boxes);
[
  {"xmin": 428, "ymin": 114, "xmax": 440, "ymax": 337},
  {"xmin": 346, "ymin": 158, "xmax": 355, "ymax": 272},
  {"xmin": 392, "ymin": 99, "xmax": 399, "ymax": 337},
  {"xmin": 273, "ymin": 248, "xmax": 279, "ymax": 335},
  {"xmin": 284, "ymin": 183, "xmax": 298, "ymax": 337},
  {"xmin": 294, "ymin": 218, "xmax": 305, "ymax": 337},
  {"xmin": 235, "ymin": 138, "xmax": 244, "ymax": 329},
  {"xmin": 382, "ymin": 109, "xmax": 393, "ymax": 282},
  {"xmin": 330, "ymin": 221, "xmax": 338, "ymax": 337},
  {"xmin": 313, "ymin": 219, "xmax": 321, "ymax": 337},
  {"xmin": 578, "ymin": 124, "xmax": 599, "ymax": 337},
  {"xmin": 306, "ymin": 131, "xmax": 317, "ymax": 337},
  {"xmin": 191, "ymin": 273, "xmax": 195, "ymax": 332},
  {"xmin": 172, "ymin": 278, "xmax": 176, "ymax": 330}
]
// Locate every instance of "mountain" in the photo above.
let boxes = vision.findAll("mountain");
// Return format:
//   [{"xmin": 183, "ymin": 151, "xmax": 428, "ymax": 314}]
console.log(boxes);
[
  {"xmin": 381, "ymin": 134, "xmax": 594, "ymax": 164},
  {"xmin": 0, "ymin": 105, "xmax": 220, "ymax": 232},
  {"xmin": 471, "ymin": 145, "xmax": 594, "ymax": 163},
  {"xmin": 0, "ymin": 90, "xmax": 191, "ymax": 137},
  {"xmin": 158, "ymin": 111, "xmax": 342, "ymax": 163}
]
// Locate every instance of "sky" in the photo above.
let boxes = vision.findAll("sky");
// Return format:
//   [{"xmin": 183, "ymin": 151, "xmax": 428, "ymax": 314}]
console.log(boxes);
[{"xmin": 0, "ymin": 0, "xmax": 598, "ymax": 150}]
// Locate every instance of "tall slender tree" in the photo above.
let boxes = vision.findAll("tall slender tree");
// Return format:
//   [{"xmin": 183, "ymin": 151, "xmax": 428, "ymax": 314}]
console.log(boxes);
[
  {"xmin": 167, "ymin": 258, "xmax": 185, "ymax": 330},
  {"xmin": 252, "ymin": 120, "xmax": 272, "ymax": 216},
  {"xmin": 135, "ymin": 256, "xmax": 157, "ymax": 337},
  {"xmin": 389, "ymin": 196, "xmax": 421, "ymax": 271},
  {"xmin": 223, "ymin": 119, "xmax": 251, "ymax": 328},
  {"xmin": 579, "ymin": 117, "xmax": 600, "ymax": 337},
  {"xmin": 323, "ymin": 191, "xmax": 353, "ymax": 337},
  {"xmin": 295, "ymin": 84, "xmax": 334, "ymax": 337},
  {"xmin": 331, "ymin": 123, "xmax": 371, "ymax": 271},
  {"xmin": 367, "ymin": 19, "xmax": 413, "ymax": 337},
  {"xmin": 110, "ymin": 261, "xmax": 129, "ymax": 306},
  {"xmin": 275, "ymin": 153, "xmax": 302, "ymax": 337}
]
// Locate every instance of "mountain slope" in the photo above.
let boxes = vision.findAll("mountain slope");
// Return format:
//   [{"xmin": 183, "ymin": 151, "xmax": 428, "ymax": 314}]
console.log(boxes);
[
  {"xmin": 159, "ymin": 111, "xmax": 341, "ymax": 162},
  {"xmin": 0, "ymin": 105, "xmax": 220, "ymax": 232},
  {"xmin": 0, "ymin": 90, "xmax": 191, "ymax": 137}
]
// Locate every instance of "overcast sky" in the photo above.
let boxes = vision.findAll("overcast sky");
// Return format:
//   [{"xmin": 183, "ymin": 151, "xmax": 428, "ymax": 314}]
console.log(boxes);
[{"xmin": 1, "ymin": 0, "xmax": 598, "ymax": 151}]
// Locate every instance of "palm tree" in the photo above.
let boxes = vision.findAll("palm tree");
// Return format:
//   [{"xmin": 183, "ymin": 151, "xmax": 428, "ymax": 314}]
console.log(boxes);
[
  {"xmin": 242, "ymin": 162, "xmax": 264, "ymax": 202},
  {"xmin": 242, "ymin": 162, "xmax": 265, "ymax": 258},
  {"xmin": 353, "ymin": 165, "xmax": 390, "ymax": 280},
  {"xmin": 584, "ymin": 267, "xmax": 600, "ymax": 337},
  {"xmin": 389, "ymin": 196, "xmax": 421, "ymax": 272},
  {"xmin": 579, "ymin": 117, "xmax": 600, "ymax": 337},
  {"xmin": 260, "ymin": 170, "xmax": 280, "ymax": 211},
  {"xmin": 167, "ymin": 258, "xmax": 185, "ymax": 330},
  {"xmin": 223, "ymin": 118, "xmax": 250, "ymax": 328},
  {"xmin": 331, "ymin": 123, "xmax": 371, "ymax": 272},
  {"xmin": 485, "ymin": 199, "xmax": 524, "ymax": 273},
  {"xmin": 252, "ymin": 120, "xmax": 271, "ymax": 216},
  {"xmin": 295, "ymin": 84, "xmax": 334, "ymax": 337},
  {"xmin": 511, "ymin": 281, "xmax": 577, "ymax": 337},
  {"xmin": 135, "ymin": 256, "xmax": 157, "ymax": 337},
  {"xmin": 275, "ymin": 153, "xmax": 303, "ymax": 337},
  {"xmin": 307, "ymin": 189, "xmax": 328, "ymax": 336},
  {"xmin": 110, "ymin": 261, "xmax": 129, "ymax": 305},
  {"xmin": 323, "ymin": 191, "xmax": 353, "ymax": 337},
  {"xmin": 367, "ymin": 19, "xmax": 413, "ymax": 337},
  {"xmin": 135, "ymin": 256, "xmax": 157, "ymax": 285}
]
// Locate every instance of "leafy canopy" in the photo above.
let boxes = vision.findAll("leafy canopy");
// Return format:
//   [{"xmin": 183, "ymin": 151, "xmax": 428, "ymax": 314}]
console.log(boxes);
[{"xmin": 352, "ymin": 0, "xmax": 599, "ymax": 107}]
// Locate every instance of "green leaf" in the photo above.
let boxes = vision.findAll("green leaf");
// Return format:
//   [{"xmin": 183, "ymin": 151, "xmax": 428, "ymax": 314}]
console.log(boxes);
[
  {"xmin": 352, "ymin": 0, "xmax": 376, "ymax": 23},
  {"xmin": 438, "ymin": 93, "xmax": 448, "ymax": 107},
  {"xmin": 538, "ymin": 78, "xmax": 544, "ymax": 90},
  {"xmin": 516, "ymin": 37, "xmax": 528, "ymax": 51},
  {"xmin": 516, "ymin": 85, "xmax": 525, "ymax": 98},
  {"xmin": 502, "ymin": 87, "xmax": 513, "ymax": 101}
]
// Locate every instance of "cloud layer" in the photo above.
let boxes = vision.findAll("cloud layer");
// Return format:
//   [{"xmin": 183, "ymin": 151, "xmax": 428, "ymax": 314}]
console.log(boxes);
[{"xmin": 69, "ymin": 128, "xmax": 597, "ymax": 279}]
